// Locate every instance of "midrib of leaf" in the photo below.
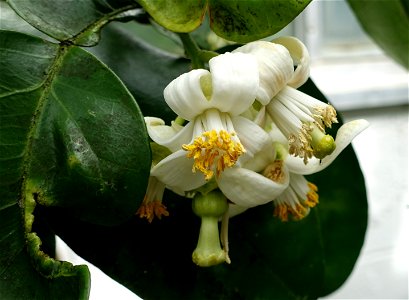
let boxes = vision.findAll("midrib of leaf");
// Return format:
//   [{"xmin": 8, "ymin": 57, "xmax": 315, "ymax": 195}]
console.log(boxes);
[
  {"xmin": 17, "ymin": 3, "xmax": 141, "ymax": 275},
  {"xmin": 19, "ymin": 42, "xmax": 71, "ymax": 276},
  {"xmin": 67, "ymin": 4, "xmax": 138, "ymax": 45}
]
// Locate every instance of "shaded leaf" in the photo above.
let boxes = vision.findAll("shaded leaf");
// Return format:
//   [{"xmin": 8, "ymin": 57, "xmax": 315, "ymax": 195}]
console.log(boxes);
[
  {"xmin": 45, "ymin": 79, "xmax": 367, "ymax": 299},
  {"xmin": 0, "ymin": 1, "xmax": 52, "ymax": 41},
  {"xmin": 137, "ymin": 0, "xmax": 311, "ymax": 42},
  {"xmin": 347, "ymin": 0, "xmax": 409, "ymax": 69},
  {"xmin": 7, "ymin": 0, "xmax": 140, "ymax": 46},
  {"xmin": 89, "ymin": 23, "xmax": 190, "ymax": 123},
  {"xmin": 299, "ymin": 80, "xmax": 368, "ymax": 295},
  {"xmin": 0, "ymin": 29, "xmax": 150, "ymax": 297}
]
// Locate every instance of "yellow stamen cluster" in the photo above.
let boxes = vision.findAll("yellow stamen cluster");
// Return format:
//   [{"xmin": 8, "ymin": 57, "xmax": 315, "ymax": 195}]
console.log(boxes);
[
  {"xmin": 288, "ymin": 123, "xmax": 314, "ymax": 164},
  {"xmin": 288, "ymin": 105, "xmax": 338, "ymax": 164},
  {"xmin": 304, "ymin": 182, "xmax": 319, "ymax": 208},
  {"xmin": 313, "ymin": 105, "xmax": 338, "ymax": 128},
  {"xmin": 273, "ymin": 202, "xmax": 308, "ymax": 222},
  {"xmin": 136, "ymin": 200, "xmax": 169, "ymax": 223},
  {"xmin": 182, "ymin": 129, "xmax": 245, "ymax": 180},
  {"xmin": 273, "ymin": 181, "xmax": 319, "ymax": 222},
  {"xmin": 263, "ymin": 160, "xmax": 286, "ymax": 184}
]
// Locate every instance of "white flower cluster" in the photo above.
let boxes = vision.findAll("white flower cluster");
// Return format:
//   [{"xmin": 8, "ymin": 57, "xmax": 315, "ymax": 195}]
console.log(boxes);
[{"xmin": 138, "ymin": 36, "xmax": 369, "ymax": 223}]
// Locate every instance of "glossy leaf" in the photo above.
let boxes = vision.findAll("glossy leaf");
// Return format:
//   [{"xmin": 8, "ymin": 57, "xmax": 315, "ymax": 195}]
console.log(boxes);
[
  {"xmin": 137, "ymin": 0, "xmax": 207, "ymax": 33},
  {"xmin": 208, "ymin": 0, "xmax": 311, "ymax": 42},
  {"xmin": 137, "ymin": 0, "xmax": 311, "ymax": 42},
  {"xmin": 89, "ymin": 23, "xmax": 191, "ymax": 123},
  {"xmin": 7, "ymin": 0, "xmax": 140, "ymax": 46},
  {"xmin": 347, "ymin": 0, "xmax": 409, "ymax": 69},
  {"xmin": 0, "ymin": 29, "xmax": 150, "ymax": 298},
  {"xmin": 44, "ymin": 74, "xmax": 367, "ymax": 299},
  {"xmin": 298, "ymin": 80, "xmax": 368, "ymax": 295}
]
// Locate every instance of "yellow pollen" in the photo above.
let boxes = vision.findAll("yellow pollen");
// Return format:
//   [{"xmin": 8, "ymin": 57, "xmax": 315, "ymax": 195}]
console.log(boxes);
[
  {"xmin": 305, "ymin": 182, "xmax": 319, "ymax": 207},
  {"xmin": 274, "ymin": 202, "xmax": 309, "ymax": 222},
  {"xmin": 182, "ymin": 129, "xmax": 245, "ymax": 180},
  {"xmin": 136, "ymin": 199, "xmax": 169, "ymax": 223},
  {"xmin": 313, "ymin": 105, "xmax": 338, "ymax": 128},
  {"xmin": 263, "ymin": 160, "xmax": 286, "ymax": 183},
  {"xmin": 288, "ymin": 124, "xmax": 314, "ymax": 164},
  {"xmin": 273, "ymin": 203, "xmax": 289, "ymax": 222}
]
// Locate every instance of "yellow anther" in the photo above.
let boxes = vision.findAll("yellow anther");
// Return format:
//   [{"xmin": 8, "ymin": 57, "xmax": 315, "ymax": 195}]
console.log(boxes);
[
  {"xmin": 182, "ymin": 129, "xmax": 245, "ymax": 180},
  {"xmin": 274, "ymin": 202, "xmax": 309, "ymax": 222},
  {"xmin": 273, "ymin": 203, "xmax": 289, "ymax": 222},
  {"xmin": 263, "ymin": 160, "xmax": 286, "ymax": 184},
  {"xmin": 136, "ymin": 199, "xmax": 169, "ymax": 223},
  {"xmin": 314, "ymin": 105, "xmax": 338, "ymax": 128},
  {"xmin": 305, "ymin": 182, "xmax": 319, "ymax": 207}
]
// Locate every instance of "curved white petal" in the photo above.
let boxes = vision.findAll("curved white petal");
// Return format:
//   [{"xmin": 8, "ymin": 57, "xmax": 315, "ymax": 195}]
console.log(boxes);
[
  {"xmin": 234, "ymin": 41, "xmax": 294, "ymax": 105},
  {"xmin": 209, "ymin": 52, "xmax": 259, "ymax": 115},
  {"xmin": 241, "ymin": 142, "xmax": 275, "ymax": 173},
  {"xmin": 163, "ymin": 69, "xmax": 211, "ymax": 121},
  {"xmin": 145, "ymin": 117, "xmax": 194, "ymax": 152},
  {"xmin": 218, "ymin": 167, "xmax": 289, "ymax": 207},
  {"xmin": 232, "ymin": 115, "xmax": 272, "ymax": 158},
  {"xmin": 272, "ymin": 36, "xmax": 310, "ymax": 89},
  {"xmin": 228, "ymin": 203, "xmax": 249, "ymax": 218},
  {"xmin": 151, "ymin": 150, "xmax": 207, "ymax": 192},
  {"xmin": 286, "ymin": 119, "xmax": 370, "ymax": 175}
]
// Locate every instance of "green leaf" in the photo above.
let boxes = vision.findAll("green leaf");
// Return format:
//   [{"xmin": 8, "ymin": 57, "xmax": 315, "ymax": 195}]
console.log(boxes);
[
  {"xmin": 7, "ymin": 0, "xmax": 140, "ymax": 46},
  {"xmin": 137, "ymin": 0, "xmax": 311, "ymax": 42},
  {"xmin": 207, "ymin": 0, "xmax": 311, "ymax": 43},
  {"xmin": 0, "ymin": 29, "xmax": 150, "ymax": 297},
  {"xmin": 44, "ymin": 78, "xmax": 367, "ymax": 299},
  {"xmin": 137, "ymin": 0, "xmax": 207, "ymax": 33},
  {"xmin": 89, "ymin": 23, "xmax": 191, "ymax": 123},
  {"xmin": 347, "ymin": 0, "xmax": 409, "ymax": 69},
  {"xmin": 0, "ymin": 1, "xmax": 52, "ymax": 41},
  {"xmin": 299, "ymin": 80, "xmax": 368, "ymax": 295}
]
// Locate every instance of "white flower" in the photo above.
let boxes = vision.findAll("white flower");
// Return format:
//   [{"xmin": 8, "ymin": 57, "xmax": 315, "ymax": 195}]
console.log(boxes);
[
  {"xmin": 267, "ymin": 85, "xmax": 339, "ymax": 164},
  {"xmin": 273, "ymin": 173, "xmax": 318, "ymax": 222},
  {"xmin": 145, "ymin": 52, "xmax": 272, "ymax": 194},
  {"xmin": 235, "ymin": 36, "xmax": 347, "ymax": 164},
  {"xmin": 225, "ymin": 119, "xmax": 369, "ymax": 218},
  {"xmin": 233, "ymin": 36, "xmax": 310, "ymax": 104},
  {"xmin": 214, "ymin": 140, "xmax": 289, "ymax": 216},
  {"xmin": 269, "ymin": 119, "xmax": 369, "ymax": 221}
]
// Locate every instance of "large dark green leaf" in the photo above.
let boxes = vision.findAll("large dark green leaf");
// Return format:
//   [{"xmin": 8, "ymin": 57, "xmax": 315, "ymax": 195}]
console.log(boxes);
[
  {"xmin": 44, "ymin": 76, "xmax": 367, "ymax": 299},
  {"xmin": 7, "ymin": 0, "xmax": 140, "ymax": 46},
  {"xmin": 0, "ymin": 29, "xmax": 150, "ymax": 298},
  {"xmin": 299, "ymin": 80, "xmax": 368, "ymax": 295},
  {"xmin": 347, "ymin": 0, "xmax": 409, "ymax": 69},
  {"xmin": 89, "ymin": 23, "xmax": 190, "ymax": 123},
  {"xmin": 137, "ymin": 0, "xmax": 311, "ymax": 42}
]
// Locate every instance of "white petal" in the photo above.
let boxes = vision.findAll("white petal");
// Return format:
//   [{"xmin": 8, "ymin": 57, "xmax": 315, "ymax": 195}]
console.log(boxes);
[
  {"xmin": 228, "ymin": 203, "xmax": 249, "ymax": 218},
  {"xmin": 286, "ymin": 119, "xmax": 370, "ymax": 175},
  {"xmin": 272, "ymin": 36, "xmax": 310, "ymax": 88},
  {"xmin": 218, "ymin": 167, "xmax": 289, "ymax": 207},
  {"xmin": 241, "ymin": 143, "xmax": 275, "ymax": 173},
  {"xmin": 232, "ymin": 115, "xmax": 272, "ymax": 158},
  {"xmin": 145, "ymin": 117, "xmax": 194, "ymax": 152},
  {"xmin": 151, "ymin": 150, "xmax": 207, "ymax": 192},
  {"xmin": 209, "ymin": 52, "xmax": 259, "ymax": 115},
  {"xmin": 234, "ymin": 41, "xmax": 294, "ymax": 104},
  {"xmin": 163, "ymin": 69, "xmax": 211, "ymax": 121}
]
